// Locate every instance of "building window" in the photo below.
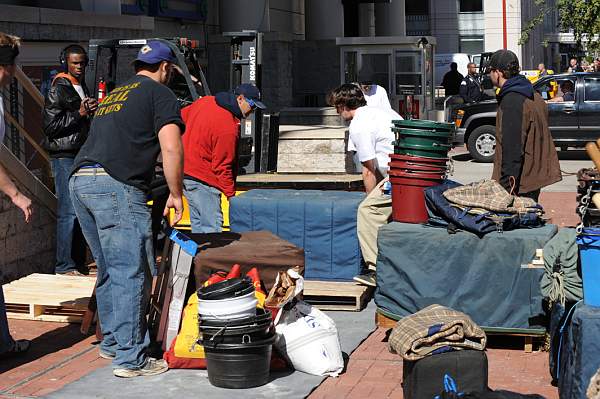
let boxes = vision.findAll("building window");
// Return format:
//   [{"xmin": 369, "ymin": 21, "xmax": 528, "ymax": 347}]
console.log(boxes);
[
  {"xmin": 459, "ymin": 36, "xmax": 484, "ymax": 55},
  {"xmin": 406, "ymin": 0, "xmax": 428, "ymax": 15},
  {"xmin": 459, "ymin": 0, "xmax": 483, "ymax": 12}
]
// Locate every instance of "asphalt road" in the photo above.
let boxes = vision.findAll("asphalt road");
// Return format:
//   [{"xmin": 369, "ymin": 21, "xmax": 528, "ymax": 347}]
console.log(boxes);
[{"xmin": 449, "ymin": 146, "xmax": 592, "ymax": 193}]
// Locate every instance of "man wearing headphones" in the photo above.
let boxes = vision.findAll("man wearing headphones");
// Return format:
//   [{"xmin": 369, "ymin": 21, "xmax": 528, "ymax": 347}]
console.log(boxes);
[{"xmin": 43, "ymin": 44, "xmax": 96, "ymax": 276}]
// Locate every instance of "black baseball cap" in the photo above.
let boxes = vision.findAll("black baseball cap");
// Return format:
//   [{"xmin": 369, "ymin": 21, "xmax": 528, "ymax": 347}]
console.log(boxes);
[
  {"xmin": 234, "ymin": 83, "xmax": 267, "ymax": 109},
  {"xmin": 489, "ymin": 49, "xmax": 520, "ymax": 70}
]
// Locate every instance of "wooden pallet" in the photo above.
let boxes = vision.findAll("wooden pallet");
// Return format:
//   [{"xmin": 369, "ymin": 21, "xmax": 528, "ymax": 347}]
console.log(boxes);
[
  {"xmin": 303, "ymin": 280, "xmax": 373, "ymax": 311},
  {"xmin": 484, "ymin": 330, "xmax": 546, "ymax": 353},
  {"xmin": 3, "ymin": 273, "xmax": 96, "ymax": 323},
  {"xmin": 375, "ymin": 311, "xmax": 545, "ymax": 353},
  {"xmin": 375, "ymin": 311, "xmax": 398, "ymax": 329}
]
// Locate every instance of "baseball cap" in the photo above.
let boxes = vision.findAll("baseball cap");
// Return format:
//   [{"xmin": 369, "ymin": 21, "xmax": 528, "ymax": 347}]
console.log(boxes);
[
  {"xmin": 489, "ymin": 49, "xmax": 520, "ymax": 70},
  {"xmin": 234, "ymin": 83, "xmax": 267, "ymax": 109},
  {"xmin": 134, "ymin": 40, "xmax": 176, "ymax": 64}
]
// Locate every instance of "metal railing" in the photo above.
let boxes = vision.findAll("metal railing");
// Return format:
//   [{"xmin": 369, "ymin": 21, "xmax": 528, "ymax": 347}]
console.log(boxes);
[{"xmin": 1, "ymin": 66, "xmax": 54, "ymax": 195}]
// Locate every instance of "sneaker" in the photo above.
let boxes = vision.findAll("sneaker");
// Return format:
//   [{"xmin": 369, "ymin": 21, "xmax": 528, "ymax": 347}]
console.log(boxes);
[
  {"xmin": 353, "ymin": 270, "xmax": 376, "ymax": 287},
  {"xmin": 57, "ymin": 270, "xmax": 86, "ymax": 277},
  {"xmin": 99, "ymin": 349, "xmax": 115, "ymax": 360},
  {"xmin": 113, "ymin": 358, "xmax": 168, "ymax": 378},
  {"xmin": 0, "ymin": 339, "xmax": 30, "ymax": 359}
]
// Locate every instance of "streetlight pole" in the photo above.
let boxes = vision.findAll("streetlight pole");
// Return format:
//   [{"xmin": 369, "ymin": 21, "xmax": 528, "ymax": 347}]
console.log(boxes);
[{"xmin": 502, "ymin": 0, "xmax": 507, "ymax": 49}]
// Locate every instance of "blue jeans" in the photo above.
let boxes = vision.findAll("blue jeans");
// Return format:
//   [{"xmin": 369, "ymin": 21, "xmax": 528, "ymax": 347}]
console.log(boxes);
[
  {"xmin": 69, "ymin": 171, "xmax": 154, "ymax": 369},
  {"xmin": 0, "ymin": 286, "xmax": 15, "ymax": 353},
  {"xmin": 51, "ymin": 158, "xmax": 87, "ymax": 273},
  {"xmin": 183, "ymin": 179, "xmax": 223, "ymax": 233}
]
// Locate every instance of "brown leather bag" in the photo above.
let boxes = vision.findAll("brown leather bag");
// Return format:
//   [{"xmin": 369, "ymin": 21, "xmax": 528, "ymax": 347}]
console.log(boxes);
[{"xmin": 192, "ymin": 231, "xmax": 305, "ymax": 291}]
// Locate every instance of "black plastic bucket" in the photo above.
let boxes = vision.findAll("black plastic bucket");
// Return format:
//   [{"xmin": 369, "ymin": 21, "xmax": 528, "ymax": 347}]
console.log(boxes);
[
  {"xmin": 197, "ymin": 277, "xmax": 254, "ymax": 300},
  {"xmin": 200, "ymin": 309, "xmax": 273, "ymax": 345},
  {"xmin": 202, "ymin": 334, "xmax": 276, "ymax": 389},
  {"xmin": 200, "ymin": 308, "xmax": 272, "ymax": 328}
]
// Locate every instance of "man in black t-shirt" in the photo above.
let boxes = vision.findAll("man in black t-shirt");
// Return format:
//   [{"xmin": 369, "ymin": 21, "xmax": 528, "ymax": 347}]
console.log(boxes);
[
  {"xmin": 69, "ymin": 41, "xmax": 184, "ymax": 378},
  {"xmin": 441, "ymin": 62, "xmax": 464, "ymax": 96}
]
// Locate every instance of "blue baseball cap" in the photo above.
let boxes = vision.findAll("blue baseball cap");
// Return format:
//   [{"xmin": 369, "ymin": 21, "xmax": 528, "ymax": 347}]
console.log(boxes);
[
  {"xmin": 134, "ymin": 40, "xmax": 176, "ymax": 64},
  {"xmin": 234, "ymin": 83, "xmax": 267, "ymax": 109}
]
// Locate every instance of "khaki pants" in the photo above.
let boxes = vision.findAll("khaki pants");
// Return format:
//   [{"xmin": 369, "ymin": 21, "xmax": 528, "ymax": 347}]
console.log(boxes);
[{"xmin": 357, "ymin": 179, "xmax": 392, "ymax": 270}]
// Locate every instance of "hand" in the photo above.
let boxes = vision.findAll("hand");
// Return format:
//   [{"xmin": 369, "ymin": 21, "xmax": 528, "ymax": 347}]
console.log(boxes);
[
  {"xmin": 163, "ymin": 194, "xmax": 184, "ymax": 226},
  {"xmin": 11, "ymin": 191, "xmax": 32, "ymax": 223},
  {"xmin": 86, "ymin": 98, "xmax": 98, "ymax": 113},
  {"xmin": 79, "ymin": 98, "xmax": 98, "ymax": 117}
]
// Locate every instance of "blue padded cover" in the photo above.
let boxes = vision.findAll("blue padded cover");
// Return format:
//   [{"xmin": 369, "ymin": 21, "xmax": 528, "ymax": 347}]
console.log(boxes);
[
  {"xmin": 558, "ymin": 303, "xmax": 600, "ymax": 399},
  {"xmin": 374, "ymin": 222, "xmax": 558, "ymax": 329},
  {"xmin": 229, "ymin": 189, "xmax": 365, "ymax": 281}
]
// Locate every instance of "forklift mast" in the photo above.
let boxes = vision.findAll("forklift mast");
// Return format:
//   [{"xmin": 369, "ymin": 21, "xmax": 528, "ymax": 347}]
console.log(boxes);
[
  {"xmin": 223, "ymin": 31, "xmax": 264, "ymax": 174},
  {"xmin": 85, "ymin": 38, "xmax": 210, "ymax": 107}
]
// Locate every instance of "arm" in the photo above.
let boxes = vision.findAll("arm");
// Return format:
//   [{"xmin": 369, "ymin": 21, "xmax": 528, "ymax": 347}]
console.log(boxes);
[
  {"xmin": 0, "ymin": 164, "xmax": 32, "ymax": 223},
  {"xmin": 459, "ymin": 80, "xmax": 469, "ymax": 101},
  {"xmin": 361, "ymin": 159, "xmax": 383, "ymax": 194},
  {"xmin": 499, "ymin": 94, "xmax": 526, "ymax": 193},
  {"xmin": 43, "ymin": 84, "xmax": 88, "ymax": 139},
  {"xmin": 211, "ymin": 127, "xmax": 239, "ymax": 198},
  {"xmin": 158, "ymin": 123, "xmax": 184, "ymax": 224}
]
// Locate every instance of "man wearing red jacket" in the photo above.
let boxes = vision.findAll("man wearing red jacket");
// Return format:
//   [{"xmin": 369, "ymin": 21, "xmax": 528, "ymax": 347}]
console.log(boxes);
[{"xmin": 182, "ymin": 83, "xmax": 266, "ymax": 233}]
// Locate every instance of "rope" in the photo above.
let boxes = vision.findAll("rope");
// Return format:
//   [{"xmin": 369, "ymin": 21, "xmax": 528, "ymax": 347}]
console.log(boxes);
[
  {"xmin": 508, "ymin": 175, "xmax": 517, "ymax": 196},
  {"xmin": 549, "ymin": 271, "xmax": 566, "ymax": 306},
  {"xmin": 556, "ymin": 300, "xmax": 582, "ymax": 380},
  {"xmin": 560, "ymin": 169, "xmax": 579, "ymax": 177}
]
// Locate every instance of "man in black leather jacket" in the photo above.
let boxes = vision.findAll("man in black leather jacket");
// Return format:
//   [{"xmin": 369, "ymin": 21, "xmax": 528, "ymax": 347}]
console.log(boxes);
[{"xmin": 43, "ymin": 44, "xmax": 97, "ymax": 275}]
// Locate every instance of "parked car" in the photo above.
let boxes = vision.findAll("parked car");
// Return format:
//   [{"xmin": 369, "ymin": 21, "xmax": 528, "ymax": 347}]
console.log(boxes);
[{"xmin": 453, "ymin": 72, "xmax": 600, "ymax": 162}]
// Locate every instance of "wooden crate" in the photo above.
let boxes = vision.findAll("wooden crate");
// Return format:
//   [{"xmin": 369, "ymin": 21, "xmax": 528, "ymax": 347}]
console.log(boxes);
[
  {"xmin": 3, "ymin": 273, "xmax": 96, "ymax": 323},
  {"xmin": 303, "ymin": 280, "xmax": 373, "ymax": 311}
]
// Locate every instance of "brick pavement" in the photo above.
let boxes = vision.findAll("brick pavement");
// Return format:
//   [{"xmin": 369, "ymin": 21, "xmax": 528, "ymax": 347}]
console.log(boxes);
[
  {"xmin": 0, "ymin": 192, "xmax": 578, "ymax": 398},
  {"xmin": 308, "ymin": 328, "xmax": 558, "ymax": 399}
]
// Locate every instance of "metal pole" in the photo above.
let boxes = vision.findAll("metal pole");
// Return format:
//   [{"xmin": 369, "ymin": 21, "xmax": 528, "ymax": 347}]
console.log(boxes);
[{"xmin": 502, "ymin": 0, "xmax": 507, "ymax": 49}]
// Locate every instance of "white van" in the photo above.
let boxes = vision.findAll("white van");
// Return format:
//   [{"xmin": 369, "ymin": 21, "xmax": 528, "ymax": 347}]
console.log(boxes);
[{"xmin": 435, "ymin": 53, "xmax": 471, "ymax": 86}]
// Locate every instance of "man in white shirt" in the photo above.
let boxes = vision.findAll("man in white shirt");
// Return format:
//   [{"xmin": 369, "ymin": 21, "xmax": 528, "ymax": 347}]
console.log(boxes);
[
  {"xmin": 359, "ymin": 80, "xmax": 392, "ymax": 111},
  {"xmin": 328, "ymin": 84, "xmax": 401, "ymax": 286}
]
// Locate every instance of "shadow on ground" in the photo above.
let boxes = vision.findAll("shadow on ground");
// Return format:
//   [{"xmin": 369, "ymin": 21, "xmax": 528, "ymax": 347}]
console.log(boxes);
[{"xmin": 0, "ymin": 324, "xmax": 95, "ymax": 374}]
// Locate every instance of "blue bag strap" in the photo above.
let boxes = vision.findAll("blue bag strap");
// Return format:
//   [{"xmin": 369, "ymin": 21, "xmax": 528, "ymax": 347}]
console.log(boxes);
[{"xmin": 556, "ymin": 300, "xmax": 583, "ymax": 380}]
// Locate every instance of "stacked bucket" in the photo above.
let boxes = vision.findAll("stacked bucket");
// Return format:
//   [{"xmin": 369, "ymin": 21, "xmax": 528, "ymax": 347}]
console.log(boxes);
[
  {"xmin": 389, "ymin": 119, "xmax": 455, "ymax": 223},
  {"xmin": 197, "ymin": 278, "xmax": 275, "ymax": 389}
]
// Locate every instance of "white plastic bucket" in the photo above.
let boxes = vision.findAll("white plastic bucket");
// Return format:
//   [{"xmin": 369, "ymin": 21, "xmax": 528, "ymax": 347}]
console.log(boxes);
[
  {"xmin": 198, "ymin": 291, "xmax": 258, "ymax": 320},
  {"xmin": 275, "ymin": 301, "xmax": 343, "ymax": 377}
]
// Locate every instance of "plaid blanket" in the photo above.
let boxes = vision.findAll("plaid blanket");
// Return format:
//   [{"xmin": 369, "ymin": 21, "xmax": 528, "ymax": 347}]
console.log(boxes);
[
  {"xmin": 388, "ymin": 304, "xmax": 487, "ymax": 361},
  {"xmin": 443, "ymin": 179, "xmax": 538, "ymax": 214}
]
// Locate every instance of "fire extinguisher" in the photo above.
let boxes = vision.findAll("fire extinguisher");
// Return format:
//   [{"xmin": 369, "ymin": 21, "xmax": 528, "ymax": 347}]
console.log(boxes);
[{"xmin": 97, "ymin": 77, "xmax": 106, "ymax": 103}]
